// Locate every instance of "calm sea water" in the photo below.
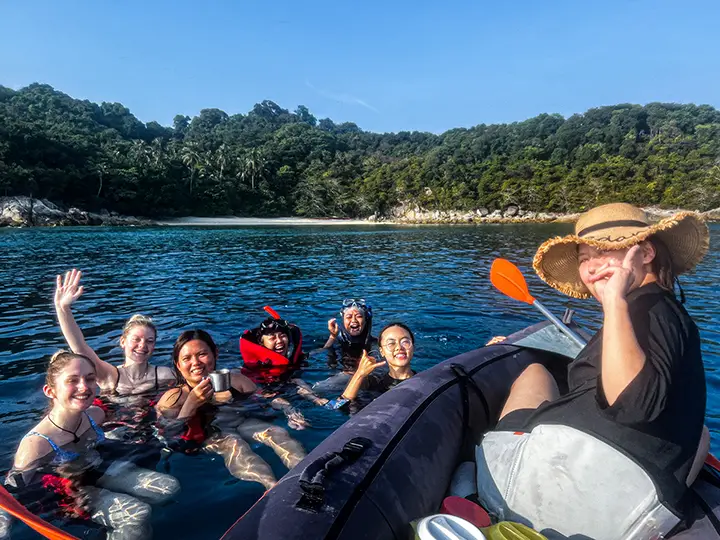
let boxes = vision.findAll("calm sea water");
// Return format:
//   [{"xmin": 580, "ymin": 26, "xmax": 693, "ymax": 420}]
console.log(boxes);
[{"xmin": 0, "ymin": 223, "xmax": 718, "ymax": 539}]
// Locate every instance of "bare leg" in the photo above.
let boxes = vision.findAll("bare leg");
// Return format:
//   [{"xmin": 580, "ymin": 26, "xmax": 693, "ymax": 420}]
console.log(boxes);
[
  {"xmin": 204, "ymin": 433, "xmax": 276, "ymax": 490},
  {"xmin": 85, "ymin": 486, "xmax": 152, "ymax": 540},
  {"xmin": 499, "ymin": 363, "xmax": 559, "ymax": 420},
  {"xmin": 292, "ymin": 378, "xmax": 329, "ymax": 406},
  {"xmin": 237, "ymin": 418, "xmax": 307, "ymax": 470},
  {"xmin": 96, "ymin": 461, "xmax": 180, "ymax": 504}
]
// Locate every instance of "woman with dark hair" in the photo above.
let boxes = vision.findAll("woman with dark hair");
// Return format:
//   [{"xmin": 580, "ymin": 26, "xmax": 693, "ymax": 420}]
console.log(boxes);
[
  {"xmin": 155, "ymin": 330, "xmax": 306, "ymax": 490},
  {"xmin": 328, "ymin": 322, "xmax": 416, "ymax": 409},
  {"xmin": 475, "ymin": 203, "xmax": 710, "ymax": 539},
  {"xmin": 314, "ymin": 299, "xmax": 379, "ymax": 394}
]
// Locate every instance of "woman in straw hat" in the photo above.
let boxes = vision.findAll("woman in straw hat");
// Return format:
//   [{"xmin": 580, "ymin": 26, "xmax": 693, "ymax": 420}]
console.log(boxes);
[{"xmin": 475, "ymin": 203, "xmax": 710, "ymax": 539}]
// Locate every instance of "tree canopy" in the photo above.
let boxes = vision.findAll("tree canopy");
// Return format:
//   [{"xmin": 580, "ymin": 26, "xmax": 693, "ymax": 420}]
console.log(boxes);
[{"xmin": 1, "ymin": 83, "xmax": 718, "ymax": 218}]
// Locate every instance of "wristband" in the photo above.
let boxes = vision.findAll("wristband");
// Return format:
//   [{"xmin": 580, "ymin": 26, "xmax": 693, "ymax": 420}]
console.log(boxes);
[{"xmin": 325, "ymin": 397, "xmax": 350, "ymax": 410}]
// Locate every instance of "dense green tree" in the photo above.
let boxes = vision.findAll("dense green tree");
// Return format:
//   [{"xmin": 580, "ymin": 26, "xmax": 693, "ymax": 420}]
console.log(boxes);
[{"xmin": 0, "ymin": 83, "xmax": 718, "ymax": 219}]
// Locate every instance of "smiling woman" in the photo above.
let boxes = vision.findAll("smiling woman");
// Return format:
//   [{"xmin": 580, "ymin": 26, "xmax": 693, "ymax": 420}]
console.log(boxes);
[
  {"xmin": 53, "ymin": 269, "xmax": 176, "ymax": 396},
  {"xmin": 155, "ymin": 330, "xmax": 307, "ymax": 491},
  {"xmin": 2, "ymin": 351, "xmax": 179, "ymax": 540}
]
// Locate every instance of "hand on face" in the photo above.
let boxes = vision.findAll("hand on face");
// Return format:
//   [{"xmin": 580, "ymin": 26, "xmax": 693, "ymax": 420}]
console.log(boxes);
[
  {"xmin": 55, "ymin": 269, "xmax": 84, "ymax": 309},
  {"xmin": 584, "ymin": 245, "xmax": 644, "ymax": 306}
]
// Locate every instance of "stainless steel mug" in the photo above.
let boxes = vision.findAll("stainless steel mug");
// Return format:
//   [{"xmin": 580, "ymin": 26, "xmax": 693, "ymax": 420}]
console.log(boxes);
[{"xmin": 209, "ymin": 369, "xmax": 231, "ymax": 392}]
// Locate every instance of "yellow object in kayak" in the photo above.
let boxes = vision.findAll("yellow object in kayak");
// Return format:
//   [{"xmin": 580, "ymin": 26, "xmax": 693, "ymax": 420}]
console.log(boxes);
[{"xmin": 481, "ymin": 522, "xmax": 548, "ymax": 540}]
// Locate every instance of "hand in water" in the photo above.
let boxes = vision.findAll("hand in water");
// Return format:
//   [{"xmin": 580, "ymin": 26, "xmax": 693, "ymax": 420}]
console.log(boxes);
[
  {"xmin": 486, "ymin": 336, "xmax": 507, "ymax": 346},
  {"xmin": 271, "ymin": 397, "xmax": 311, "ymax": 429},
  {"xmin": 286, "ymin": 409, "xmax": 310, "ymax": 430},
  {"xmin": 356, "ymin": 350, "xmax": 386, "ymax": 378},
  {"xmin": 54, "ymin": 268, "xmax": 85, "ymax": 309},
  {"xmin": 328, "ymin": 318, "xmax": 339, "ymax": 337},
  {"xmin": 587, "ymin": 245, "xmax": 644, "ymax": 306}
]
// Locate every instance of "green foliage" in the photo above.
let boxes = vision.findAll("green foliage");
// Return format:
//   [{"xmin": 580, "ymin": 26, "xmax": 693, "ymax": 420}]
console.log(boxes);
[{"xmin": 1, "ymin": 83, "xmax": 719, "ymax": 218}]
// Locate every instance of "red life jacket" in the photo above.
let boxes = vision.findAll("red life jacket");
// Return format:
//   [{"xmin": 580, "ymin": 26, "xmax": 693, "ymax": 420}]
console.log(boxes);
[{"xmin": 239, "ymin": 325, "xmax": 303, "ymax": 384}]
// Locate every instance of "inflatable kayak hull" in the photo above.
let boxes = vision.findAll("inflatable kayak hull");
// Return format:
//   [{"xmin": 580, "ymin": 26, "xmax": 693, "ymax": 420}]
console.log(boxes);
[{"xmin": 223, "ymin": 321, "xmax": 720, "ymax": 540}]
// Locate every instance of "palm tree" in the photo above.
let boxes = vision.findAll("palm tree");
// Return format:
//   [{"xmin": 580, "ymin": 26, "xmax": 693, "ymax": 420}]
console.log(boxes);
[
  {"xmin": 239, "ymin": 148, "xmax": 268, "ymax": 190},
  {"xmin": 181, "ymin": 143, "xmax": 203, "ymax": 195}
]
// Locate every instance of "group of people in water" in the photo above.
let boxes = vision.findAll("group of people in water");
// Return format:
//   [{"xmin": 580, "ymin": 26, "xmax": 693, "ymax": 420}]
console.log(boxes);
[
  {"xmin": 0, "ymin": 201, "xmax": 713, "ymax": 540},
  {"xmin": 0, "ymin": 272, "xmax": 418, "ymax": 539}
]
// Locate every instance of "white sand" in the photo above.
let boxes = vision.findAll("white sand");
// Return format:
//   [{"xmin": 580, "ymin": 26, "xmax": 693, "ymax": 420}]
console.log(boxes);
[{"xmin": 157, "ymin": 216, "xmax": 385, "ymax": 226}]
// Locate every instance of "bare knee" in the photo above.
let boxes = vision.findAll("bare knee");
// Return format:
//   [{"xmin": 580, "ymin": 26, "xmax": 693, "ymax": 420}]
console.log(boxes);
[
  {"xmin": 500, "ymin": 363, "xmax": 559, "ymax": 419},
  {"xmin": 513, "ymin": 363, "xmax": 553, "ymax": 390}
]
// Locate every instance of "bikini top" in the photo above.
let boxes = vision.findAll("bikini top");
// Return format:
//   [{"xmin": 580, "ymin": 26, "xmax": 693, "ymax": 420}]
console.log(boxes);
[
  {"xmin": 112, "ymin": 365, "xmax": 160, "ymax": 395},
  {"xmin": 24, "ymin": 412, "xmax": 106, "ymax": 465}
]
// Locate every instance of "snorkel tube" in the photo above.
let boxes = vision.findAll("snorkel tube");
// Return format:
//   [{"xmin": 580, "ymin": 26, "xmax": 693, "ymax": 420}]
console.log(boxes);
[{"xmin": 337, "ymin": 299, "xmax": 373, "ymax": 348}]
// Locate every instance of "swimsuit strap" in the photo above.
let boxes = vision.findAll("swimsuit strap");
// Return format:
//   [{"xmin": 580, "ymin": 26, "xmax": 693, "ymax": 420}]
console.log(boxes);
[
  {"xmin": 85, "ymin": 412, "xmax": 105, "ymax": 443},
  {"xmin": 24, "ymin": 431, "xmax": 80, "ymax": 463},
  {"xmin": 155, "ymin": 365, "xmax": 159, "ymax": 391}
]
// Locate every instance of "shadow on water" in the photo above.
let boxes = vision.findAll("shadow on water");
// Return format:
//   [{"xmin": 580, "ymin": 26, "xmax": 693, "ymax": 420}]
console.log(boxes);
[{"xmin": 0, "ymin": 223, "xmax": 718, "ymax": 539}]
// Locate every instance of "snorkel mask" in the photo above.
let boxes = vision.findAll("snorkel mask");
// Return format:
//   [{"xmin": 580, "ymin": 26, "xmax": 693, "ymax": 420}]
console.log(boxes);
[{"xmin": 337, "ymin": 298, "xmax": 373, "ymax": 346}]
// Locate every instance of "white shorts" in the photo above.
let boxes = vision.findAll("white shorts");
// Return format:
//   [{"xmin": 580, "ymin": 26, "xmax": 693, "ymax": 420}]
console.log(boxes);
[{"xmin": 475, "ymin": 424, "xmax": 680, "ymax": 540}]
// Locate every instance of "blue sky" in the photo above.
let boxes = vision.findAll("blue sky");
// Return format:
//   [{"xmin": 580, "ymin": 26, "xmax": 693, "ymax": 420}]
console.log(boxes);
[{"xmin": 1, "ymin": 0, "xmax": 719, "ymax": 134}]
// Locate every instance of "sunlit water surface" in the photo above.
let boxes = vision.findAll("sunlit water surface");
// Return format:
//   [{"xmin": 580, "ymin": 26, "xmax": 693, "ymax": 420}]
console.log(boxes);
[{"xmin": 0, "ymin": 223, "xmax": 718, "ymax": 538}]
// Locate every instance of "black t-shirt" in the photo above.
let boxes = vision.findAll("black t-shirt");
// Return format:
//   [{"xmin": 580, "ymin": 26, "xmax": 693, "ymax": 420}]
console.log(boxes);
[
  {"xmin": 363, "ymin": 370, "xmax": 416, "ymax": 393},
  {"xmin": 510, "ymin": 282, "xmax": 706, "ymax": 514}
]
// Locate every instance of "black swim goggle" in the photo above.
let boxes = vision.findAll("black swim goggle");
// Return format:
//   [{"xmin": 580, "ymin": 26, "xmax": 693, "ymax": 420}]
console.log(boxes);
[{"xmin": 260, "ymin": 318, "xmax": 290, "ymax": 333}]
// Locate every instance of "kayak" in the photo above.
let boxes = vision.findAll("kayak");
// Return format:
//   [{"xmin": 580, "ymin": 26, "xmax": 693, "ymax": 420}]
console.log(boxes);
[{"xmin": 222, "ymin": 319, "xmax": 720, "ymax": 540}]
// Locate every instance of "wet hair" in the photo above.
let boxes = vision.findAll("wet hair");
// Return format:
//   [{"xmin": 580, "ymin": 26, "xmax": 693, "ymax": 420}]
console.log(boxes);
[
  {"xmin": 121, "ymin": 314, "xmax": 157, "ymax": 343},
  {"xmin": 45, "ymin": 350, "xmax": 96, "ymax": 389},
  {"xmin": 378, "ymin": 322, "xmax": 415, "ymax": 346},
  {"xmin": 171, "ymin": 329, "xmax": 219, "ymax": 384},
  {"xmin": 647, "ymin": 236, "xmax": 676, "ymax": 295}
]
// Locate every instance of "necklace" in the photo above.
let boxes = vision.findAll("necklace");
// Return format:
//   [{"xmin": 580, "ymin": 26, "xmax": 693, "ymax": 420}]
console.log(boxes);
[{"xmin": 48, "ymin": 414, "xmax": 83, "ymax": 443}]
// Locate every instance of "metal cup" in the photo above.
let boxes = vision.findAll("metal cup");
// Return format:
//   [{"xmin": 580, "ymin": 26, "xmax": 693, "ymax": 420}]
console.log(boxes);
[{"xmin": 209, "ymin": 369, "xmax": 231, "ymax": 392}]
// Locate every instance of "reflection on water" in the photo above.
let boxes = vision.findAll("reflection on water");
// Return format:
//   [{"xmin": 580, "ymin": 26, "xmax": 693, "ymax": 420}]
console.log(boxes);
[{"xmin": 0, "ymin": 223, "xmax": 718, "ymax": 538}]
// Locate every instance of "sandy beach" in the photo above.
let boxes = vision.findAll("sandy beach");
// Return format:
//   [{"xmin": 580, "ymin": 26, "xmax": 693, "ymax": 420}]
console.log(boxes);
[{"xmin": 156, "ymin": 216, "xmax": 383, "ymax": 226}]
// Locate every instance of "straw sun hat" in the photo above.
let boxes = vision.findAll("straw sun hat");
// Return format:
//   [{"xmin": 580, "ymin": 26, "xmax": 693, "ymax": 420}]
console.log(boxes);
[{"xmin": 533, "ymin": 203, "xmax": 710, "ymax": 299}]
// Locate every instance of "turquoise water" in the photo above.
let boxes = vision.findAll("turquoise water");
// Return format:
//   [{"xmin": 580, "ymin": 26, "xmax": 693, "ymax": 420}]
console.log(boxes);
[{"xmin": 0, "ymin": 223, "xmax": 718, "ymax": 539}]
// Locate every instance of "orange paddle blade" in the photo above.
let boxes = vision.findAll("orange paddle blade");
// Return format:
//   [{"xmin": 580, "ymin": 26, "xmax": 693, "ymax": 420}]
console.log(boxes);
[
  {"xmin": 263, "ymin": 306, "xmax": 281, "ymax": 319},
  {"xmin": 490, "ymin": 258, "xmax": 535, "ymax": 305},
  {"xmin": 0, "ymin": 484, "xmax": 78, "ymax": 540}
]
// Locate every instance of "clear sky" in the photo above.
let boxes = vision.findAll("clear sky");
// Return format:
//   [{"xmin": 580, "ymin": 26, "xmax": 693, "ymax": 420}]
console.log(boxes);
[{"xmin": 1, "ymin": 0, "xmax": 719, "ymax": 134}]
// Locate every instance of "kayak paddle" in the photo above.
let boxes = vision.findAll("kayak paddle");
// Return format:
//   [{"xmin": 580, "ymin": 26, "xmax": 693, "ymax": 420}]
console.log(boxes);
[
  {"xmin": 0, "ymin": 483, "xmax": 78, "ymax": 540},
  {"xmin": 490, "ymin": 258, "xmax": 587, "ymax": 349}
]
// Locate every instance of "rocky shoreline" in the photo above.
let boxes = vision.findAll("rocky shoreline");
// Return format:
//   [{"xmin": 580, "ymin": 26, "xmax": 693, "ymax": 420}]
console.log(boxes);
[
  {"xmin": 371, "ymin": 203, "xmax": 720, "ymax": 225},
  {"xmin": 0, "ymin": 197, "xmax": 155, "ymax": 227},
  {"xmin": 2, "ymin": 196, "xmax": 718, "ymax": 228}
]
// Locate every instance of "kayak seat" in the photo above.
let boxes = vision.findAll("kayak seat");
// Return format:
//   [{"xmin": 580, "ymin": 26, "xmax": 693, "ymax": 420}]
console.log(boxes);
[{"xmin": 686, "ymin": 425, "xmax": 710, "ymax": 487}]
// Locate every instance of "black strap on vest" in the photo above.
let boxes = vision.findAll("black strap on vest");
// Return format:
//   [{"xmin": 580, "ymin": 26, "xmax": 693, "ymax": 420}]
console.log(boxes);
[
  {"xmin": 577, "ymin": 219, "xmax": 649, "ymax": 237},
  {"xmin": 296, "ymin": 437, "xmax": 372, "ymax": 513}
]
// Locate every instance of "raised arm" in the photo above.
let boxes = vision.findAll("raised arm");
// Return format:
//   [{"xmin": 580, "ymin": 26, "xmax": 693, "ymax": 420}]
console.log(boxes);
[
  {"xmin": 54, "ymin": 269, "xmax": 118, "ymax": 388},
  {"xmin": 588, "ymin": 246, "xmax": 647, "ymax": 406},
  {"xmin": 338, "ymin": 350, "xmax": 386, "ymax": 401},
  {"xmin": 322, "ymin": 318, "xmax": 340, "ymax": 349}
]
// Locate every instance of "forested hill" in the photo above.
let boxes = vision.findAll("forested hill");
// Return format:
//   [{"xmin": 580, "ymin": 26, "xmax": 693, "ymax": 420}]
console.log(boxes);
[{"xmin": 1, "ymin": 83, "xmax": 719, "ymax": 219}]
